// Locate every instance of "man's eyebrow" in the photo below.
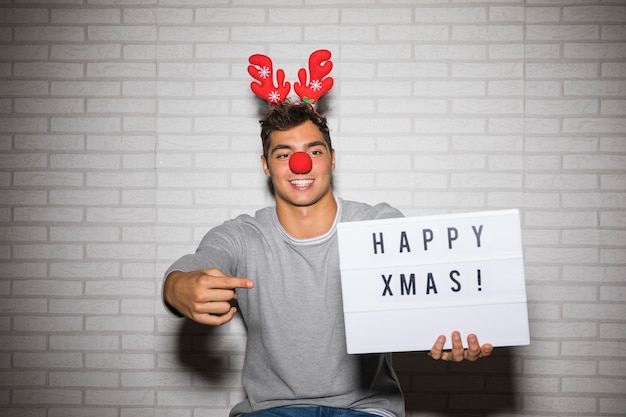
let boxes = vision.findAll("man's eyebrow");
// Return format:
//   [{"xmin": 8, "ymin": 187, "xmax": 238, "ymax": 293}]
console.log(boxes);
[
  {"xmin": 269, "ymin": 144, "xmax": 293, "ymax": 154},
  {"xmin": 306, "ymin": 141, "xmax": 328, "ymax": 149}
]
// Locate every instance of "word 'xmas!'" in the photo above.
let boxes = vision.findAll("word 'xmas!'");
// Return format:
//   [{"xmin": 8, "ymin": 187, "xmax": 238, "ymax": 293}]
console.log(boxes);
[{"xmin": 371, "ymin": 225, "xmax": 484, "ymax": 255}]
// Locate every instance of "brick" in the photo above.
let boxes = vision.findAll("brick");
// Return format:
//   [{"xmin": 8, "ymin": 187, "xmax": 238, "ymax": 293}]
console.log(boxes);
[
  {"xmin": 49, "ymin": 371, "xmax": 118, "ymax": 387},
  {"xmin": 85, "ymin": 280, "xmax": 154, "ymax": 297},
  {"xmin": 453, "ymin": 25, "xmax": 523, "ymax": 42},
  {"xmin": 14, "ymin": 171, "xmax": 84, "ymax": 187},
  {"xmin": 51, "ymin": 8, "xmax": 121, "ymax": 24},
  {"xmin": 49, "ymin": 300, "xmax": 119, "ymax": 315},
  {"xmin": 86, "ymin": 208, "xmax": 156, "ymax": 223},
  {"xmin": 0, "ymin": 117, "xmax": 47, "ymax": 133},
  {"xmin": 562, "ymin": 192, "xmax": 626, "ymax": 208},
  {"xmin": 86, "ymin": 390, "xmax": 154, "ymax": 406},
  {"xmin": 156, "ymin": 390, "xmax": 227, "ymax": 407},
  {"xmin": 86, "ymin": 63, "xmax": 155, "ymax": 78},
  {"xmin": 490, "ymin": 6, "xmax": 524, "ymax": 22},
  {"xmin": 0, "ymin": 336, "xmax": 46, "ymax": 351},
  {"xmin": 525, "ymin": 210, "xmax": 597, "ymax": 227},
  {"xmin": 14, "ymin": 352, "xmax": 83, "ymax": 368},
  {"xmin": 50, "ymin": 226, "xmax": 119, "ymax": 242},
  {"xmin": 51, "ymin": 81, "xmax": 120, "ymax": 97},
  {"xmin": 453, "ymin": 98, "xmax": 522, "ymax": 114},
  {"xmin": 599, "ymin": 359, "xmax": 626, "ymax": 376},
  {"xmin": 15, "ymin": 27, "xmax": 84, "ymax": 42},
  {"xmin": 602, "ymin": 62, "xmax": 626, "ymax": 77},
  {"xmin": 419, "ymin": 81, "xmax": 486, "ymax": 97},
  {"xmin": 416, "ymin": 7, "xmax": 487, "ymax": 23},
  {"xmin": 13, "ymin": 207, "xmax": 83, "ymax": 223},
  {"xmin": 527, "ymin": 24, "xmax": 599, "ymax": 41},
  {"xmin": 49, "ymin": 262, "xmax": 119, "ymax": 279},
  {"xmin": 121, "ymin": 299, "xmax": 155, "ymax": 314},
  {"xmin": 0, "ymin": 8, "xmax": 48, "ymax": 24},
  {"xmin": 87, "ymin": 135, "xmax": 156, "ymax": 151},
  {"xmin": 51, "ymin": 44, "xmax": 120, "ymax": 60},
  {"xmin": 13, "ymin": 244, "xmax": 84, "ymax": 260},
  {"xmin": 50, "ymin": 117, "xmax": 121, "ymax": 133},
  {"xmin": 121, "ymin": 371, "xmax": 190, "ymax": 387},
  {"xmin": 0, "ymin": 226, "xmax": 46, "ymax": 241},
  {"xmin": 12, "ymin": 389, "xmax": 82, "ymax": 405},
  {"xmin": 13, "ymin": 280, "xmax": 82, "ymax": 297},
  {"xmin": 85, "ymin": 353, "xmax": 155, "ymax": 369},
  {"xmin": 50, "ymin": 190, "xmax": 120, "ymax": 207},
  {"xmin": 563, "ymin": 265, "xmax": 625, "ymax": 283},
  {"xmin": 599, "ymin": 210, "xmax": 626, "ymax": 227},
  {"xmin": 565, "ymin": 42, "xmax": 626, "ymax": 59},
  {"xmin": 86, "ymin": 172, "xmax": 156, "ymax": 187},
  {"xmin": 562, "ymin": 377, "xmax": 626, "ymax": 394},
  {"xmin": 525, "ymin": 173, "xmax": 598, "ymax": 190},
  {"xmin": 563, "ymin": 303, "xmax": 625, "ymax": 320},
  {"xmin": 342, "ymin": 8, "xmax": 412, "ymax": 24},
  {"xmin": 49, "ymin": 409, "xmax": 118, "ymax": 417},
  {"xmin": 87, "ymin": 98, "xmax": 156, "ymax": 114},
  {"xmin": 270, "ymin": 8, "xmax": 338, "ymax": 24},
  {"xmin": 601, "ymin": 398, "xmax": 626, "ymax": 415},
  {"xmin": 561, "ymin": 340, "xmax": 625, "ymax": 357},
  {"xmin": 0, "ymin": 371, "xmax": 45, "ymax": 387},
  {"xmin": 88, "ymin": 26, "xmax": 156, "ymax": 42},
  {"xmin": 524, "ymin": 395, "xmax": 596, "ymax": 413},
  {"xmin": 524, "ymin": 80, "xmax": 561, "ymax": 96},
  {"xmin": 563, "ymin": 5, "xmax": 626, "ymax": 23}
]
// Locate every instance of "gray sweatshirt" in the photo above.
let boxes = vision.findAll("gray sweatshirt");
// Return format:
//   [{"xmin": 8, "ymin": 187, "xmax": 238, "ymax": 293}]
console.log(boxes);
[{"xmin": 164, "ymin": 198, "xmax": 406, "ymax": 417}]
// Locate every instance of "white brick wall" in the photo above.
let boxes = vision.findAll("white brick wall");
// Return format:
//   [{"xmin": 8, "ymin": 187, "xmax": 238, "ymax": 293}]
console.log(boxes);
[{"xmin": 1, "ymin": 1, "xmax": 624, "ymax": 416}]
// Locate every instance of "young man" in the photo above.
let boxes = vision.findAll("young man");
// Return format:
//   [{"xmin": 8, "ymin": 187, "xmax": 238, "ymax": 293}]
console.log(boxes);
[{"xmin": 163, "ymin": 100, "xmax": 492, "ymax": 417}]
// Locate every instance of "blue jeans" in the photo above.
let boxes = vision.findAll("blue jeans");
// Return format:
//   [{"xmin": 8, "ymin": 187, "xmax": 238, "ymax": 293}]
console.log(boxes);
[{"xmin": 239, "ymin": 406, "xmax": 379, "ymax": 417}]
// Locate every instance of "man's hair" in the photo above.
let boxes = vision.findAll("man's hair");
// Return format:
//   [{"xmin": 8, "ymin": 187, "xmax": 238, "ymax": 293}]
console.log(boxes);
[{"xmin": 259, "ymin": 99, "xmax": 332, "ymax": 159}]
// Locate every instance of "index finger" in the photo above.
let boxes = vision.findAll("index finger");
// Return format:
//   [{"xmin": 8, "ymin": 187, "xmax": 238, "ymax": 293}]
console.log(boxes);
[{"xmin": 210, "ymin": 275, "xmax": 254, "ymax": 290}]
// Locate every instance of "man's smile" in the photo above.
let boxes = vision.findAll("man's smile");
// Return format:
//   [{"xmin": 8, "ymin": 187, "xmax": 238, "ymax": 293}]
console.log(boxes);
[{"xmin": 290, "ymin": 179, "xmax": 314, "ymax": 187}]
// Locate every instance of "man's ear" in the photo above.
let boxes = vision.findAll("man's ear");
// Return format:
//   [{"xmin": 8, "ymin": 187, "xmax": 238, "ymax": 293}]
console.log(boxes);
[
  {"xmin": 331, "ymin": 149, "xmax": 336, "ymax": 171},
  {"xmin": 261, "ymin": 155, "xmax": 271, "ymax": 177}
]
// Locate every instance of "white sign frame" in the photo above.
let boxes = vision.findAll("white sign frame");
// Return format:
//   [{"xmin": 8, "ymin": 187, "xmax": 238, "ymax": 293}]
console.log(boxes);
[{"xmin": 337, "ymin": 209, "xmax": 529, "ymax": 354}]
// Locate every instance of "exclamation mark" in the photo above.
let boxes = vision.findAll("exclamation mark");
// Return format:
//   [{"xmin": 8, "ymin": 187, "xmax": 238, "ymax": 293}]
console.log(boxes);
[{"xmin": 477, "ymin": 269, "xmax": 482, "ymax": 291}]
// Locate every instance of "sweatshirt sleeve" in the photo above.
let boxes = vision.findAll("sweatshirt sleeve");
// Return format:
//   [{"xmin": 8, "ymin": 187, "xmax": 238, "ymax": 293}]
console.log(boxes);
[{"xmin": 161, "ymin": 220, "xmax": 244, "ymax": 317}]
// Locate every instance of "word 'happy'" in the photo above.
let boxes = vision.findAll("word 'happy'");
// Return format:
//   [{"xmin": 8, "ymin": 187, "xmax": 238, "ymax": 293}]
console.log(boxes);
[{"xmin": 371, "ymin": 225, "xmax": 484, "ymax": 254}]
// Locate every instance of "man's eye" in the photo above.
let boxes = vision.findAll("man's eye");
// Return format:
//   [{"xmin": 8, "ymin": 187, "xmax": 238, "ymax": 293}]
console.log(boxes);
[
  {"xmin": 277, "ymin": 153, "xmax": 290, "ymax": 160},
  {"xmin": 310, "ymin": 150, "xmax": 323, "ymax": 156}
]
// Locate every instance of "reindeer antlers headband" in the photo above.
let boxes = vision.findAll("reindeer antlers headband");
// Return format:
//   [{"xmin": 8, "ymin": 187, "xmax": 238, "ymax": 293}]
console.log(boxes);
[{"xmin": 248, "ymin": 49, "xmax": 334, "ymax": 105}]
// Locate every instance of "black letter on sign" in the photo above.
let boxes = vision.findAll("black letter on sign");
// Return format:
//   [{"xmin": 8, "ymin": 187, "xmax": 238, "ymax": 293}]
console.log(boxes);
[
  {"xmin": 423, "ymin": 229, "xmax": 433, "ymax": 250},
  {"xmin": 472, "ymin": 225, "xmax": 483, "ymax": 247},
  {"xmin": 399, "ymin": 231, "xmax": 411, "ymax": 253},
  {"xmin": 373, "ymin": 232, "xmax": 384, "ymax": 254},
  {"xmin": 449, "ymin": 270, "xmax": 461, "ymax": 292},
  {"xmin": 426, "ymin": 272, "xmax": 438, "ymax": 294},
  {"xmin": 382, "ymin": 274, "xmax": 393, "ymax": 296},
  {"xmin": 400, "ymin": 273, "xmax": 416, "ymax": 295},
  {"xmin": 447, "ymin": 227, "xmax": 458, "ymax": 249}
]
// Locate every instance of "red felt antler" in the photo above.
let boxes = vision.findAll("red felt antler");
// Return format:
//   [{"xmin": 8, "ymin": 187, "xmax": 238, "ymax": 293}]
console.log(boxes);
[
  {"xmin": 248, "ymin": 54, "xmax": 291, "ymax": 104},
  {"xmin": 293, "ymin": 49, "xmax": 334, "ymax": 105}
]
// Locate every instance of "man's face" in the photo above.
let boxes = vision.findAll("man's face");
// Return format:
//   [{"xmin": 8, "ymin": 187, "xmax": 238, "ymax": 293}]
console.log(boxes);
[{"xmin": 261, "ymin": 120, "xmax": 335, "ymax": 209}]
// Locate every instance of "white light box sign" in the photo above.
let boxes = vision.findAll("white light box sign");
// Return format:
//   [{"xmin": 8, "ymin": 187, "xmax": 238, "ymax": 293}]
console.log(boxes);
[{"xmin": 337, "ymin": 209, "xmax": 529, "ymax": 354}]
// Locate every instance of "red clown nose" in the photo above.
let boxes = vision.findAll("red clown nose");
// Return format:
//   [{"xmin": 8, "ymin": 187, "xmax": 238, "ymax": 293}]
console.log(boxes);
[{"xmin": 289, "ymin": 152, "xmax": 313, "ymax": 174}]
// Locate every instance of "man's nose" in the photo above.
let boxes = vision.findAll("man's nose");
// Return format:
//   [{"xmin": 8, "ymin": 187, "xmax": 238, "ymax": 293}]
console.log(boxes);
[{"xmin": 289, "ymin": 152, "xmax": 312, "ymax": 174}]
